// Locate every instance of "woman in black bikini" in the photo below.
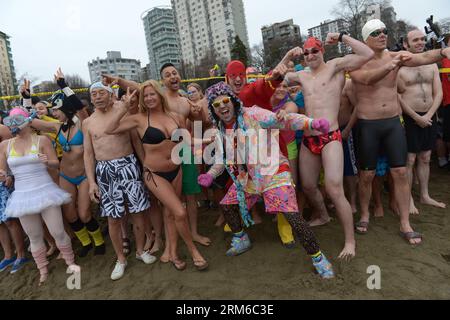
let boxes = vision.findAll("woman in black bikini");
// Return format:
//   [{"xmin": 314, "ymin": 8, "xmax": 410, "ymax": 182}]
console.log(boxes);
[{"xmin": 105, "ymin": 80, "xmax": 208, "ymax": 271}]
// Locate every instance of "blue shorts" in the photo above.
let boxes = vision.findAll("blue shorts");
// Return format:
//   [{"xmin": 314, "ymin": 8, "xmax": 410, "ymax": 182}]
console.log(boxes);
[{"xmin": 375, "ymin": 156, "xmax": 390, "ymax": 177}]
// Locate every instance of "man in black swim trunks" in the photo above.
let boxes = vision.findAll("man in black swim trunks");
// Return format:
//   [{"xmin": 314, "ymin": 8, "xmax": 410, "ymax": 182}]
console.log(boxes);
[
  {"xmin": 398, "ymin": 29, "xmax": 446, "ymax": 215},
  {"xmin": 350, "ymin": 19, "xmax": 450, "ymax": 244}
]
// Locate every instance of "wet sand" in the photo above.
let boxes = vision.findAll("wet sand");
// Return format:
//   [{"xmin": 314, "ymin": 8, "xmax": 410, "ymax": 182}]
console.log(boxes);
[{"xmin": 1, "ymin": 167, "xmax": 449, "ymax": 300}]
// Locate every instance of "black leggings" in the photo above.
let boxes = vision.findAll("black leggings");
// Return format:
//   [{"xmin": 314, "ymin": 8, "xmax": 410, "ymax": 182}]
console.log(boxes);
[
  {"xmin": 222, "ymin": 205, "xmax": 320, "ymax": 255},
  {"xmin": 357, "ymin": 116, "xmax": 407, "ymax": 171}
]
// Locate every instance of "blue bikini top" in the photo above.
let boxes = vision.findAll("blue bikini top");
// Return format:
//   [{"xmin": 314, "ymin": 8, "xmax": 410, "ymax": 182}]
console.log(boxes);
[{"xmin": 57, "ymin": 126, "xmax": 83, "ymax": 152}]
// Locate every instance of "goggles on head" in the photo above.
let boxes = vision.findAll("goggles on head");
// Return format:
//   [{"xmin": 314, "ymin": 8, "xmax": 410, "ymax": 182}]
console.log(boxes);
[{"xmin": 3, "ymin": 115, "xmax": 28, "ymax": 128}]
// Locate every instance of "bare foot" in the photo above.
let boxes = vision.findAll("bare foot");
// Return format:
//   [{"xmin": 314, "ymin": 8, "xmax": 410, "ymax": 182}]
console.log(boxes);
[
  {"xmin": 193, "ymin": 234, "xmax": 212, "ymax": 247},
  {"xmin": 373, "ymin": 206, "xmax": 384, "ymax": 218},
  {"xmin": 337, "ymin": 242, "xmax": 356, "ymax": 261},
  {"xmin": 149, "ymin": 238, "xmax": 163, "ymax": 255},
  {"xmin": 420, "ymin": 197, "xmax": 446, "ymax": 209},
  {"xmin": 160, "ymin": 251, "xmax": 171, "ymax": 264},
  {"xmin": 409, "ymin": 198, "xmax": 420, "ymax": 215},
  {"xmin": 351, "ymin": 205, "xmax": 358, "ymax": 215},
  {"xmin": 308, "ymin": 217, "xmax": 331, "ymax": 227},
  {"xmin": 144, "ymin": 233, "xmax": 155, "ymax": 252}
]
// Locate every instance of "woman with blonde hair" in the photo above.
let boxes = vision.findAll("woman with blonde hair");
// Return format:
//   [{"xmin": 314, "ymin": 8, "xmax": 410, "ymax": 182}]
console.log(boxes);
[{"xmin": 105, "ymin": 80, "xmax": 208, "ymax": 271}]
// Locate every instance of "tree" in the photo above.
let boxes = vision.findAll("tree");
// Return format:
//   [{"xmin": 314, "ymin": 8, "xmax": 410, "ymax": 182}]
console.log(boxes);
[
  {"xmin": 250, "ymin": 43, "xmax": 266, "ymax": 72},
  {"xmin": 263, "ymin": 35, "xmax": 303, "ymax": 70},
  {"xmin": 65, "ymin": 74, "xmax": 89, "ymax": 89},
  {"xmin": 230, "ymin": 35, "xmax": 249, "ymax": 67},
  {"xmin": 439, "ymin": 17, "xmax": 450, "ymax": 34},
  {"xmin": 332, "ymin": 0, "xmax": 368, "ymax": 41}
]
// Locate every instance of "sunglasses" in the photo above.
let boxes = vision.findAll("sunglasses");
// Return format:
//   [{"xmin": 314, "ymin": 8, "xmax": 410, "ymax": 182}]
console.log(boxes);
[
  {"xmin": 370, "ymin": 29, "xmax": 388, "ymax": 38},
  {"xmin": 3, "ymin": 115, "xmax": 27, "ymax": 127},
  {"xmin": 212, "ymin": 97, "xmax": 231, "ymax": 108},
  {"xmin": 304, "ymin": 48, "xmax": 320, "ymax": 56}
]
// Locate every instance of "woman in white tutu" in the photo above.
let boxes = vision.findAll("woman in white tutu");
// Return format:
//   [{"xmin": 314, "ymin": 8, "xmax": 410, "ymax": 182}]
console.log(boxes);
[{"xmin": 0, "ymin": 108, "xmax": 78, "ymax": 285}]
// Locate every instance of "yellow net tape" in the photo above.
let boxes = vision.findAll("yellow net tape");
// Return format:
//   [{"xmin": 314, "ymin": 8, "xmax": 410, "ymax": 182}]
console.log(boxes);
[{"xmin": 0, "ymin": 70, "xmax": 448, "ymax": 101}]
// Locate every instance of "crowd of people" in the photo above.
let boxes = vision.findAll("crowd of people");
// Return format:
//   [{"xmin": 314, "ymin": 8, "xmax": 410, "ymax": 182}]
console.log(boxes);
[{"xmin": 0, "ymin": 19, "xmax": 449, "ymax": 285}]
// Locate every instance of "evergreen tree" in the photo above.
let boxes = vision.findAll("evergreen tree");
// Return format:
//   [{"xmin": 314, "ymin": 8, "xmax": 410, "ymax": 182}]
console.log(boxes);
[{"xmin": 231, "ymin": 35, "xmax": 249, "ymax": 67}]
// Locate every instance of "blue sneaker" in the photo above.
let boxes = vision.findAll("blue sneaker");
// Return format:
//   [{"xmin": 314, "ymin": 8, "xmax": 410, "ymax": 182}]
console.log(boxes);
[
  {"xmin": 0, "ymin": 257, "xmax": 16, "ymax": 272},
  {"xmin": 312, "ymin": 254, "xmax": 335, "ymax": 279},
  {"xmin": 10, "ymin": 258, "xmax": 29, "ymax": 274},
  {"xmin": 226, "ymin": 233, "xmax": 252, "ymax": 256}
]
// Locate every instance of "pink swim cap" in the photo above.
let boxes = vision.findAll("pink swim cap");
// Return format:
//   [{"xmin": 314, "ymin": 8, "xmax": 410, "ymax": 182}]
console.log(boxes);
[{"xmin": 9, "ymin": 108, "xmax": 29, "ymax": 117}]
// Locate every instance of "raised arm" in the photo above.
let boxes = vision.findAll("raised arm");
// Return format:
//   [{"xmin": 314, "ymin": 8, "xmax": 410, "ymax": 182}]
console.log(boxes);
[
  {"xmin": 104, "ymin": 89, "xmax": 140, "ymax": 135},
  {"xmin": 403, "ymin": 47, "xmax": 450, "ymax": 67},
  {"xmin": 54, "ymin": 68, "xmax": 84, "ymax": 112},
  {"xmin": 31, "ymin": 118, "xmax": 61, "ymax": 133},
  {"xmin": 246, "ymin": 106, "xmax": 329, "ymax": 133},
  {"xmin": 350, "ymin": 52, "xmax": 407, "ymax": 85},
  {"xmin": 327, "ymin": 33, "xmax": 375, "ymax": 73},
  {"xmin": 102, "ymin": 74, "xmax": 140, "ymax": 92}
]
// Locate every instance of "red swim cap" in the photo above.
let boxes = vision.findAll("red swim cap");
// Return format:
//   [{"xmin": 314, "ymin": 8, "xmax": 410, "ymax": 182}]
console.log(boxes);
[
  {"xmin": 303, "ymin": 37, "xmax": 324, "ymax": 53},
  {"xmin": 226, "ymin": 60, "xmax": 246, "ymax": 80}
]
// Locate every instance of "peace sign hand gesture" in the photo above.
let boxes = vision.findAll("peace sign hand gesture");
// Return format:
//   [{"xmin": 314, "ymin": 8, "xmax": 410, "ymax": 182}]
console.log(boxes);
[
  {"xmin": 20, "ymin": 79, "xmax": 31, "ymax": 99},
  {"xmin": 54, "ymin": 67, "xmax": 68, "ymax": 89},
  {"xmin": 121, "ymin": 87, "xmax": 138, "ymax": 110}
]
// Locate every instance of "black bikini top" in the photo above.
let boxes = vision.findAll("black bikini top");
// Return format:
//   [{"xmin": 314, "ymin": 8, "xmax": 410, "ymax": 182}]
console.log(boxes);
[{"xmin": 142, "ymin": 112, "xmax": 180, "ymax": 145}]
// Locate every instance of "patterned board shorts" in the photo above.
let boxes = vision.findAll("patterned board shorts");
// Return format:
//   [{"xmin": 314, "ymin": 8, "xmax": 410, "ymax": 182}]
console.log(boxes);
[
  {"xmin": 96, "ymin": 154, "xmax": 150, "ymax": 219},
  {"xmin": 220, "ymin": 183, "xmax": 299, "ymax": 214},
  {"xmin": 0, "ymin": 183, "xmax": 13, "ymax": 223}
]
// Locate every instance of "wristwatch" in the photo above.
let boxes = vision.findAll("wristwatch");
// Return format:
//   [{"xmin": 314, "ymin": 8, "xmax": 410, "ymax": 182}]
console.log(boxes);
[{"xmin": 338, "ymin": 32, "xmax": 348, "ymax": 43}]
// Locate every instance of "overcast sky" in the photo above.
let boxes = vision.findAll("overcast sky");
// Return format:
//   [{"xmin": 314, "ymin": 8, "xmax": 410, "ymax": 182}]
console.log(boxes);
[{"xmin": 1, "ymin": 0, "xmax": 449, "ymax": 84}]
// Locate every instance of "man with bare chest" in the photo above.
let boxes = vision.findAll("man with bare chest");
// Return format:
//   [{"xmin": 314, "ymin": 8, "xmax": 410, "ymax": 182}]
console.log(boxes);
[
  {"xmin": 398, "ymin": 29, "xmax": 446, "ymax": 214},
  {"xmin": 349, "ymin": 19, "xmax": 450, "ymax": 245},
  {"xmin": 159, "ymin": 63, "xmax": 211, "ymax": 247},
  {"xmin": 83, "ymin": 82, "xmax": 154, "ymax": 281},
  {"xmin": 285, "ymin": 33, "xmax": 374, "ymax": 259}
]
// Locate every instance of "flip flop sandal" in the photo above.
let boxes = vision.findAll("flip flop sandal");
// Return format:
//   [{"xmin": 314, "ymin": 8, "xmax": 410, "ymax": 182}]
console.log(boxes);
[
  {"xmin": 399, "ymin": 231, "xmax": 423, "ymax": 245},
  {"xmin": 355, "ymin": 221, "xmax": 369, "ymax": 235},
  {"xmin": 171, "ymin": 259, "xmax": 187, "ymax": 271},
  {"xmin": 193, "ymin": 259, "xmax": 209, "ymax": 271}
]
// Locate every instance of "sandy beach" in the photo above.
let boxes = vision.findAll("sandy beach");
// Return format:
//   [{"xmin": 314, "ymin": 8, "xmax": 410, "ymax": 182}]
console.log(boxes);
[{"xmin": 1, "ymin": 166, "xmax": 449, "ymax": 300}]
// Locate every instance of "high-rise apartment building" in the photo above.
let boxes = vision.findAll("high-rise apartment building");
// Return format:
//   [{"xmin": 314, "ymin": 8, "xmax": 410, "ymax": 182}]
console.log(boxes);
[
  {"xmin": 142, "ymin": 6, "xmax": 182, "ymax": 79},
  {"xmin": 308, "ymin": 19, "xmax": 349, "ymax": 54},
  {"xmin": 0, "ymin": 31, "xmax": 17, "ymax": 104},
  {"xmin": 261, "ymin": 19, "xmax": 301, "ymax": 51},
  {"xmin": 171, "ymin": 0, "xmax": 250, "ymax": 66},
  {"xmin": 88, "ymin": 51, "xmax": 141, "ymax": 83}
]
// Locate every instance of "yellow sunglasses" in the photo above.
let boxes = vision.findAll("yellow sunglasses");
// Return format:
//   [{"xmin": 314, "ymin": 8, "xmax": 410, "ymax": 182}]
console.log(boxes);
[{"xmin": 212, "ymin": 97, "xmax": 231, "ymax": 108}]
